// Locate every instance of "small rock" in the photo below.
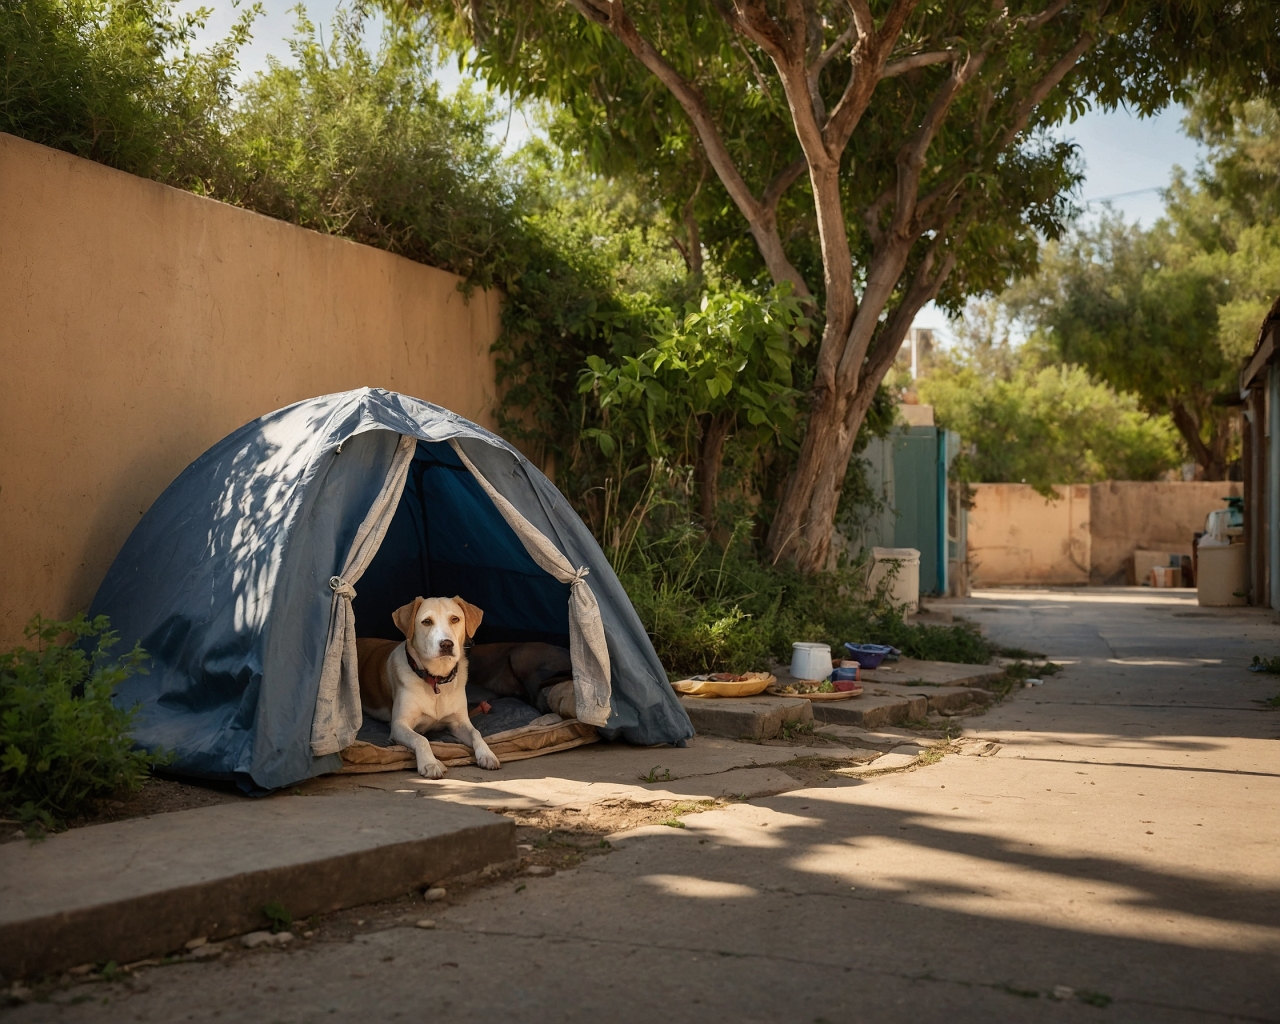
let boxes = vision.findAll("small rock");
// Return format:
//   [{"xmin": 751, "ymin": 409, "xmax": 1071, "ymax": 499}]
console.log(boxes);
[
  {"xmin": 524, "ymin": 865, "xmax": 553, "ymax": 877},
  {"xmin": 1052, "ymin": 985, "xmax": 1075, "ymax": 1001},
  {"xmin": 302, "ymin": 930, "xmax": 315, "ymax": 939},
  {"xmin": 516, "ymin": 844, "xmax": 533, "ymax": 852},
  {"xmin": 415, "ymin": 919, "xmax": 436, "ymax": 929},
  {"xmin": 355, "ymin": 919, "xmax": 364, "ymax": 926},
  {"xmin": 241, "ymin": 931, "xmax": 292, "ymax": 949},
  {"xmin": 184, "ymin": 937, "xmax": 208, "ymax": 951},
  {"xmin": 188, "ymin": 943, "xmax": 224, "ymax": 959},
  {"xmin": 68, "ymin": 964, "xmax": 94, "ymax": 977},
  {"xmin": 9, "ymin": 985, "xmax": 32, "ymax": 1002},
  {"xmin": 424, "ymin": 887, "xmax": 447, "ymax": 902}
]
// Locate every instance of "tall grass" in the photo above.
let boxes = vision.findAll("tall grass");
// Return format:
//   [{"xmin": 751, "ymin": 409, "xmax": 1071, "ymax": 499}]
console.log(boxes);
[{"xmin": 606, "ymin": 468, "xmax": 993, "ymax": 677}]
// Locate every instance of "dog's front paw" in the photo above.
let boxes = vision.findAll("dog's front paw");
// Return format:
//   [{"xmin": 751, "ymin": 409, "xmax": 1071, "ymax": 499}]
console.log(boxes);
[
  {"xmin": 417, "ymin": 760, "xmax": 446, "ymax": 780},
  {"xmin": 475, "ymin": 748, "xmax": 501, "ymax": 771}
]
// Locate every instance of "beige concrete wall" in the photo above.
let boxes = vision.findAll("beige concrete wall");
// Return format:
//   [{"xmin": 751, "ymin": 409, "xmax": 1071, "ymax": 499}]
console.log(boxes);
[
  {"xmin": 0, "ymin": 133, "xmax": 502, "ymax": 648},
  {"xmin": 968, "ymin": 480, "xmax": 1243, "ymax": 587},
  {"xmin": 968, "ymin": 484, "xmax": 1092, "ymax": 586},
  {"xmin": 1089, "ymin": 481, "xmax": 1241, "ymax": 584}
]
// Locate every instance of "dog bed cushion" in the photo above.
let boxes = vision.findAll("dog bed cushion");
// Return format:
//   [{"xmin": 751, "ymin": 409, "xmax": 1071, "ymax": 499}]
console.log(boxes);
[{"xmin": 338, "ymin": 692, "xmax": 597, "ymax": 772}]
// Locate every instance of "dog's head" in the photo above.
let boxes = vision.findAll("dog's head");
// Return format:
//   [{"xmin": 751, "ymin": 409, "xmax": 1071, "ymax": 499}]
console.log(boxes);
[{"xmin": 392, "ymin": 595, "xmax": 483, "ymax": 677}]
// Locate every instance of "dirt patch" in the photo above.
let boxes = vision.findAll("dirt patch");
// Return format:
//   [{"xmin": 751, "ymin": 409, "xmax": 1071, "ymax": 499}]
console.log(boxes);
[
  {"xmin": 754, "ymin": 729, "xmax": 848, "ymax": 748},
  {"xmin": 499, "ymin": 797, "xmax": 729, "ymax": 870},
  {"xmin": 772, "ymin": 753, "xmax": 878, "ymax": 786},
  {"xmin": 2, "ymin": 776, "xmax": 240, "ymax": 844}
]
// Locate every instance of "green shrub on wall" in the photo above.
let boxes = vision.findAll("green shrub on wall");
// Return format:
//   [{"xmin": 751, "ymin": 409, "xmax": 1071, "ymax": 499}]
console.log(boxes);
[{"xmin": 0, "ymin": 615, "xmax": 162, "ymax": 828}]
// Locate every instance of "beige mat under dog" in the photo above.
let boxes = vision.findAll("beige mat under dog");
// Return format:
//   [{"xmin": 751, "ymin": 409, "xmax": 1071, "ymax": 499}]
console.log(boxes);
[{"xmin": 339, "ymin": 717, "xmax": 599, "ymax": 773}]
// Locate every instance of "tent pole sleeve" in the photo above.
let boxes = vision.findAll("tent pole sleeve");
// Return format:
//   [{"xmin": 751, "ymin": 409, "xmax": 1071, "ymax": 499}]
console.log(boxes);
[
  {"xmin": 448, "ymin": 440, "xmax": 612, "ymax": 727},
  {"xmin": 311, "ymin": 433, "xmax": 418, "ymax": 756}
]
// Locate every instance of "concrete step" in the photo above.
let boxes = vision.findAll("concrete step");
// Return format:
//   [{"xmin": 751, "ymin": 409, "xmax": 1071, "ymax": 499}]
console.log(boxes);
[
  {"xmin": 859, "ymin": 658, "xmax": 1005, "ymax": 688},
  {"xmin": 868, "ymin": 681, "xmax": 994, "ymax": 714},
  {"xmin": 678, "ymin": 695, "xmax": 812, "ymax": 740},
  {"xmin": 811, "ymin": 692, "xmax": 927, "ymax": 729},
  {"xmin": 0, "ymin": 792, "xmax": 513, "ymax": 980}
]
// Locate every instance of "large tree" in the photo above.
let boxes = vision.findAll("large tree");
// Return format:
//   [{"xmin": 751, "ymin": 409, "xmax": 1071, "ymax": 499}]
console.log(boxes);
[
  {"xmin": 1011, "ymin": 97, "xmax": 1280, "ymax": 481},
  {"xmin": 424, "ymin": 0, "xmax": 1279, "ymax": 570}
]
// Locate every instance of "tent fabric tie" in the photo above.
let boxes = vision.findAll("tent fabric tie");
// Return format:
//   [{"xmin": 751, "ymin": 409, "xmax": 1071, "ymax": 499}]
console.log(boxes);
[
  {"xmin": 310, "ymin": 433, "xmax": 418, "ymax": 757},
  {"xmin": 449, "ymin": 440, "xmax": 612, "ymax": 727}
]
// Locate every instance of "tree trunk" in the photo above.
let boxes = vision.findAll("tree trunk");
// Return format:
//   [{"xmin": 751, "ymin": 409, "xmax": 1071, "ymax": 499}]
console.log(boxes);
[
  {"xmin": 1170, "ymin": 400, "xmax": 1228, "ymax": 481},
  {"xmin": 695, "ymin": 412, "xmax": 733, "ymax": 525}
]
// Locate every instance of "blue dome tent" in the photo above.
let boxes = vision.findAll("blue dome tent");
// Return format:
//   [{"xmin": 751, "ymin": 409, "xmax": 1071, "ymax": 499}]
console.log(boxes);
[{"xmin": 90, "ymin": 389, "xmax": 693, "ymax": 791}]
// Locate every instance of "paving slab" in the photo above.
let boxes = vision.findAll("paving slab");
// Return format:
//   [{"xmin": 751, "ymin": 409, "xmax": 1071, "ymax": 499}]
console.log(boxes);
[
  {"xmin": 859, "ymin": 657, "xmax": 1005, "ymax": 688},
  {"xmin": 677, "ymin": 694, "xmax": 812, "ymax": 739},
  {"xmin": 329, "ymin": 762, "xmax": 823, "ymax": 811},
  {"xmin": 833, "ymin": 750, "xmax": 920, "ymax": 774},
  {"xmin": 309, "ymin": 735, "xmax": 814, "ymax": 795},
  {"xmin": 812, "ymin": 723, "xmax": 945, "ymax": 749},
  {"xmin": 868, "ymin": 681, "xmax": 994, "ymax": 713},
  {"xmin": 811, "ymin": 691, "xmax": 927, "ymax": 729},
  {"xmin": 0, "ymin": 792, "xmax": 512, "ymax": 979}
]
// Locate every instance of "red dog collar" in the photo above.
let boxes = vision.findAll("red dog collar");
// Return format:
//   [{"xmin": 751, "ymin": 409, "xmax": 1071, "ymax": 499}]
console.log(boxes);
[{"xmin": 405, "ymin": 648, "xmax": 459, "ymax": 694}]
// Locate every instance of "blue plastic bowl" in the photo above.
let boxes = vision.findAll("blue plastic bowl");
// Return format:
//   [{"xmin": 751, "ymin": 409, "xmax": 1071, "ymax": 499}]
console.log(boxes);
[{"xmin": 843, "ymin": 642, "xmax": 896, "ymax": 669}]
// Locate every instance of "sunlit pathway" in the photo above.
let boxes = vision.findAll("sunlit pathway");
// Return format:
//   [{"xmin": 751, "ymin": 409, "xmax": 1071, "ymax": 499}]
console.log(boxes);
[{"xmin": 14, "ymin": 589, "xmax": 1280, "ymax": 1022}]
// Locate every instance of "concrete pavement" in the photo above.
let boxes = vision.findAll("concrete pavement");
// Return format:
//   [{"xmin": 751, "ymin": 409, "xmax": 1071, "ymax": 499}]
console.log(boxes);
[{"xmin": 9, "ymin": 587, "xmax": 1280, "ymax": 1022}]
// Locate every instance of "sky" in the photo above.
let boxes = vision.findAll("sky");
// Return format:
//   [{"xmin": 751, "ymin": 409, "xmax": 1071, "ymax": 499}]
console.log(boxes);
[{"xmin": 185, "ymin": 0, "xmax": 1208, "ymax": 338}]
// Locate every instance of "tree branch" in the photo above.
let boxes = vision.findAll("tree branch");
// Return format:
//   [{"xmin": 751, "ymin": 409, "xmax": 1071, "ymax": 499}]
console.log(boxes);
[
  {"xmin": 806, "ymin": 17, "xmax": 856, "ymax": 124},
  {"xmin": 820, "ymin": 0, "xmax": 924, "ymax": 153},
  {"xmin": 999, "ymin": 32, "xmax": 1096, "ymax": 148},
  {"xmin": 1020, "ymin": 0, "xmax": 1072, "ymax": 32},
  {"xmin": 762, "ymin": 156, "xmax": 808, "ymax": 214},
  {"xmin": 810, "ymin": 20, "xmax": 856, "ymax": 78},
  {"xmin": 881, "ymin": 48, "xmax": 959, "ymax": 78},
  {"xmin": 888, "ymin": 49, "xmax": 987, "ymax": 242},
  {"xmin": 568, "ymin": 0, "xmax": 811, "ymax": 297},
  {"xmin": 856, "ymin": 231, "xmax": 961, "ymax": 409},
  {"xmin": 875, "ymin": 0, "xmax": 924, "ymax": 50}
]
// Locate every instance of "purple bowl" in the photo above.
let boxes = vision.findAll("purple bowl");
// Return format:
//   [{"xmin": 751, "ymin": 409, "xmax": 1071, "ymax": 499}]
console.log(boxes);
[{"xmin": 843, "ymin": 643, "xmax": 895, "ymax": 669}]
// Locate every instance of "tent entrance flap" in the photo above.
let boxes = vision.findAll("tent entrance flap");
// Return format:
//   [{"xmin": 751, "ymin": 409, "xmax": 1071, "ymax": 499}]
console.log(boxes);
[
  {"xmin": 353, "ymin": 441, "xmax": 573, "ymax": 646},
  {"xmin": 310, "ymin": 433, "xmax": 418, "ymax": 757}
]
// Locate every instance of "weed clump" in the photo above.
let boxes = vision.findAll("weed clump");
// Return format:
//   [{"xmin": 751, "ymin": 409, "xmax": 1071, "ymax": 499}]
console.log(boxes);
[
  {"xmin": 0, "ymin": 614, "xmax": 164, "ymax": 829},
  {"xmin": 615, "ymin": 517, "xmax": 996, "ymax": 677}
]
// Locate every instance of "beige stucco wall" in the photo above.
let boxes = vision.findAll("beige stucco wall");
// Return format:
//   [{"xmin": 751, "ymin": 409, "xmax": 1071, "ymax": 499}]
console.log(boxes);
[
  {"xmin": 1089, "ymin": 480, "xmax": 1241, "ymax": 584},
  {"xmin": 0, "ymin": 133, "xmax": 502, "ymax": 649},
  {"xmin": 968, "ymin": 484, "xmax": 1092, "ymax": 586},
  {"xmin": 967, "ymin": 480, "xmax": 1243, "ymax": 587}
]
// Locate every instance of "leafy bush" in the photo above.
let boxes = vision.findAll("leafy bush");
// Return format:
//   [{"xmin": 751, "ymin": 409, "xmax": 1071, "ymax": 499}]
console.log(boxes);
[
  {"xmin": 0, "ymin": 0, "xmax": 246, "ymax": 178},
  {"xmin": 0, "ymin": 615, "xmax": 159, "ymax": 828},
  {"xmin": 615, "ymin": 497, "xmax": 995, "ymax": 676}
]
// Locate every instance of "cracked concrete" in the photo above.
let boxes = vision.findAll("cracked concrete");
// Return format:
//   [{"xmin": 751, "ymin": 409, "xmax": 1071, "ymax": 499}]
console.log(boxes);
[{"xmin": 10, "ymin": 587, "xmax": 1280, "ymax": 1022}]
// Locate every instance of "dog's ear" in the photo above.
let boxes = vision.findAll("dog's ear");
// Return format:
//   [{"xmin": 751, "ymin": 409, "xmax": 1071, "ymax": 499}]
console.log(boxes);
[
  {"xmin": 453, "ymin": 596, "xmax": 484, "ymax": 639},
  {"xmin": 392, "ymin": 597, "xmax": 425, "ymax": 640}
]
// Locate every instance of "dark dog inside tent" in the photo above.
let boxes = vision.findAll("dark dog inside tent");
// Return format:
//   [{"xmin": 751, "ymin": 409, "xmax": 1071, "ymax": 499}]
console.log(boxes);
[{"xmin": 91, "ymin": 389, "xmax": 693, "ymax": 792}]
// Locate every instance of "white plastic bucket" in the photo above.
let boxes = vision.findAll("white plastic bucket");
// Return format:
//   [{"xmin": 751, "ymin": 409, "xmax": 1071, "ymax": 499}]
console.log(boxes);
[
  {"xmin": 790, "ymin": 642, "xmax": 833, "ymax": 681},
  {"xmin": 1197, "ymin": 542, "xmax": 1246, "ymax": 606},
  {"xmin": 868, "ymin": 546, "xmax": 921, "ymax": 612}
]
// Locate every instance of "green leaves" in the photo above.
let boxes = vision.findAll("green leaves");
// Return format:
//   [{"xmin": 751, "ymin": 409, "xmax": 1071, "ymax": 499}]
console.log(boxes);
[
  {"xmin": 919, "ymin": 350, "xmax": 1182, "ymax": 493},
  {"xmin": 577, "ymin": 283, "xmax": 810, "ymax": 463},
  {"xmin": 0, "ymin": 614, "xmax": 162, "ymax": 827}
]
